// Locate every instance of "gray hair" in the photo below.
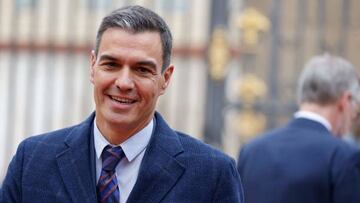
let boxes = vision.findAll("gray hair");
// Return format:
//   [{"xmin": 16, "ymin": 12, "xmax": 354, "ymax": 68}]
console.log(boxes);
[
  {"xmin": 94, "ymin": 5, "xmax": 172, "ymax": 72},
  {"xmin": 297, "ymin": 54, "xmax": 360, "ymax": 105}
]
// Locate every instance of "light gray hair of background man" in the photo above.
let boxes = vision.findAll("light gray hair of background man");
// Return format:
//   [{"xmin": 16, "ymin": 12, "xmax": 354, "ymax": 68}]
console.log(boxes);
[{"xmin": 296, "ymin": 53, "xmax": 360, "ymax": 137}]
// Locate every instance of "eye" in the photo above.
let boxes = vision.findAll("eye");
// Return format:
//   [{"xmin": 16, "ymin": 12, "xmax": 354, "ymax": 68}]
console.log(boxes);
[
  {"xmin": 100, "ymin": 61, "xmax": 117, "ymax": 70},
  {"xmin": 137, "ymin": 67, "xmax": 152, "ymax": 74}
]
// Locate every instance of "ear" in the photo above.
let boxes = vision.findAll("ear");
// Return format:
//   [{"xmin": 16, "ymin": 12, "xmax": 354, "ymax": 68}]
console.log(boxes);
[
  {"xmin": 90, "ymin": 50, "xmax": 96, "ymax": 84},
  {"xmin": 159, "ymin": 65, "xmax": 174, "ymax": 95}
]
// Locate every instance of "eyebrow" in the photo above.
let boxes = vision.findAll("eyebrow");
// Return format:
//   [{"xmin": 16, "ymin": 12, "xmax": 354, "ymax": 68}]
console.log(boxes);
[
  {"xmin": 97, "ymin": 54, "xmax": 158, "ymax": 71},
  {"xmin": 98, "ymin": 54, "xmax": 117, "ymax": 62},
  {"xmin": 135, "ymin": 61, "xmax": 157, "ymax": 71}
]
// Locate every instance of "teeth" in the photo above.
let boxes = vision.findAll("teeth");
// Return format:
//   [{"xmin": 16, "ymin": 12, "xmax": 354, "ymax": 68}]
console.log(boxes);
[{"xmin": 111, "ymin": 96, "xmax": 134, "ymax": 104}]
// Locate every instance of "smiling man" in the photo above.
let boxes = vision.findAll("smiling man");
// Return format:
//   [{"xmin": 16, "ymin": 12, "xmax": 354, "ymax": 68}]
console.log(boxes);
[
  {"xmin": 1, "ymin": 5, "xmax": 243, "ymax": 203},
  {"xmin": 91, "ymin": 28, "xmax": 171, "ymax": 146}
]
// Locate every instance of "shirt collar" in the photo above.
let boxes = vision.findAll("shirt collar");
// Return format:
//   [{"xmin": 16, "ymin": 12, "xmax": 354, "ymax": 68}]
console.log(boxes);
[
  {"xmin": 294, "ymin": 110, "xmax": 332, "ymax": 131},
  {"xmin": 94, "ymin": 117, "xmax": 153, "ymax": 162}
]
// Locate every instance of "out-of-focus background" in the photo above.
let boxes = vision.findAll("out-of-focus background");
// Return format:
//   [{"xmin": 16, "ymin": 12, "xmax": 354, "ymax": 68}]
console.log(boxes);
[{"xmin": 1, "ymin": 0, "xmax": 360, "ymax": 181}]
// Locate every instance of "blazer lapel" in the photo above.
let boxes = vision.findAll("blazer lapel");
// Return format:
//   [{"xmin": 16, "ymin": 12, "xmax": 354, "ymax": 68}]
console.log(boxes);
[
  {"xmin": 56, "ymin": 114, "xmax": 98, "ymax": 203},
  {"xmin": 127, "ymin": 112, "xmax": 185, "ymax": 203}
]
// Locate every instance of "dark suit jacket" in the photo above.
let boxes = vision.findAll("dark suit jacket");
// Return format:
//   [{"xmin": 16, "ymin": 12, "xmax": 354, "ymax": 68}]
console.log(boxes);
[
  {"xmin": 1, "ymin": 112, "xmax": 243, "ymax": 203},
  {"xmin": 237, "ymin": 118, "xmax": 360, "ymax": 203}
]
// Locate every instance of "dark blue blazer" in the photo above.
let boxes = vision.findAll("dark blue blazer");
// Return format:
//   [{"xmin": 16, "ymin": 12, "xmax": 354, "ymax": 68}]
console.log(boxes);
[
  {"xmin": 1, "ymin": 112, "xmax": 243, "ymax": 202},
  {"xmin": 238, "ymin": 118, "xmax": 360, "ymax": 203}
]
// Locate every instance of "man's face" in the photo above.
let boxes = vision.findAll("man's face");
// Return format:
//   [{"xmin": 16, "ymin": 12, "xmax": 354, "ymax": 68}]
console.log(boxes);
[
  {"xmin": 348, "ymin": 96, "xmax": 360, "ymax": 132},
  {"xmin": 335, "ymin": 93, "xmax": 359, "ymax": 137},
  {"xmin": 90, "ymin": 28, "xmax": 173, "ymax": 136}
]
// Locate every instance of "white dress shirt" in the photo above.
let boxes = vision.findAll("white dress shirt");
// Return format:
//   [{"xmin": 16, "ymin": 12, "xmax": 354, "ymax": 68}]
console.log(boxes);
[
  {"xmin": 94, "ymin": 117, "xmax": 153, "ymax": 203},
  {"xmin": 294, "ymin": 110, "xmax": 332, "ymax": 132}
]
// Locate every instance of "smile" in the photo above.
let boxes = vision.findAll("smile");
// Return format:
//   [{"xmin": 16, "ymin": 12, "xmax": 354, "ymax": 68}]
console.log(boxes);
[{"xmin": 110, "ymin": 96, "xmax": 136, "ymax": 104}]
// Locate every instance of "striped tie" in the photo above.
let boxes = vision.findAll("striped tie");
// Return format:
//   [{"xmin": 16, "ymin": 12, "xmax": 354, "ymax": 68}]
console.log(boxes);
[{"xmin": 97, "ymin": 145, "xmax": 125, "ymax": 203}]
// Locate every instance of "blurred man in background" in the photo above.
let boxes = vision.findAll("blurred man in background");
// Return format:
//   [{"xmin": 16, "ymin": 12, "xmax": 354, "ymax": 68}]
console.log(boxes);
[
  {"xmin": 238, "ymin": 54, "xmax": 360, "ymax": 203},
  {"xmin": 1, "ymin": 5, "xmax": 243, "ymax": 202},
  {"xmin": 344, "ymin": 105, "xmax": 360, "ymax": 147}
]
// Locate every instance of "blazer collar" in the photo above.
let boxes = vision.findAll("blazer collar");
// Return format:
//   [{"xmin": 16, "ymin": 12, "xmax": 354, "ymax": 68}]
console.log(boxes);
[
  {"xmin": 290, "ymin": 117, "xmax": 331, "ymax": 135},
  {"xmin": 55, "ymin": 112, "xmax": 185, "ymax": 202},
  {"xmin": 56, "ymin": 113, "xmax": 98, "ymax": 202},
  {"xmin": 127, "ymin": 112, "xmax": 185, "ymax": 203}
]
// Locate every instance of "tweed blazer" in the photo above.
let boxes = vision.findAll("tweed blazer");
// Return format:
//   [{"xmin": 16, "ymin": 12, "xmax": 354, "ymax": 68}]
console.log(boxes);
[{"xmin": 1, "ymin": 112, "xmax": 243, "ymax": 202}]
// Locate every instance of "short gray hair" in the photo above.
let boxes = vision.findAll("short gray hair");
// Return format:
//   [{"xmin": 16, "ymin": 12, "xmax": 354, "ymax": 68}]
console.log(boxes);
[
  {"xmin": 94, "ymin": 5, "xmax": 173, "ymax": 72},
  {"xmin": 297, "ymin": 54, "xmax": 360, "ymax": 105}
]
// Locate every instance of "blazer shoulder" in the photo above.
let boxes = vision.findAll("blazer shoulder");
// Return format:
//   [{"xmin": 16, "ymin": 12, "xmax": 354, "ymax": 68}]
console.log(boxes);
[
  {"xmin": 175, "ymin": 131, "xmax": 235, "ymax": 163},
  {"xmin": 21, "ymin": 124, "xmax": 79, "ymax": 148},
  {"xmin": 154, "ymin": 112, "xmax": 234, "ymax": 162},
  {"xmin": 175, "ymin": 131, "xmax": 243, "ymax": 201},
  {"xmin": 240, "ymin": 126, "xmax": 284, "ymax": 151},
  {"xmin": 24, "ymin": 112, "xmax": 95, "ymax": 147}
]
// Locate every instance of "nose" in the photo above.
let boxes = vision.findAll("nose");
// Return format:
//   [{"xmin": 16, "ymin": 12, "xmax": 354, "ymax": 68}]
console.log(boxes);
[{"xmin": 115, "ymin": 68, "xmax": 135, "ymax": 91}]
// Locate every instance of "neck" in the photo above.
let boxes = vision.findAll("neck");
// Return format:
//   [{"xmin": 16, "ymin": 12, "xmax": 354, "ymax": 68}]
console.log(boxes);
[
  {"xmin": 299, "ymin": 102, "xmax": 338, "ymax": 135},
  {"xmin": 95, "ymin": 117, "xmax": 152, "ymax": 145}
]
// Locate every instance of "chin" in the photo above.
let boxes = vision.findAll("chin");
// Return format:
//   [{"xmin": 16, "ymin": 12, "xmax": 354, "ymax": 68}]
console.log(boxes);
[
  {"xmin": 107, "ymin": 113, "xmax": 129, "ymax": 123},
  {"xmin": 99, "ymin": 108, "xmax": 126, "ymax": 122}
]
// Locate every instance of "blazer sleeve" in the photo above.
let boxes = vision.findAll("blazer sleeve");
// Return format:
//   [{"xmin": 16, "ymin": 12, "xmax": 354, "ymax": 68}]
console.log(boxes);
[
  {"xmin": 332, "ymin": 150, "xmax": 360, "ymax": 203},
  {"xmin": 1, "ymin": 140, "xmax": 27, "ymax": 203},
  {"xmin": 237, "ymin": 146, "xmax": 246, "ymax": 175},
  {"xmin": 213, "ymin": 158, "xmax": 244, "ymax": 203}
]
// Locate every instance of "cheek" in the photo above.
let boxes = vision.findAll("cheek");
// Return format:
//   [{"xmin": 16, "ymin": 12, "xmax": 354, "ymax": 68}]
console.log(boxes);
[
  {"xmin": 141, "ymin": 85, "xmax": 159, "ymax": 99},
  {"xmin": 138, "ymin": 77, "xmax": 162, "ymax": 92},
  {"xmin": 351, "ymin": 111, "xmax": 358, "ymax": 120},
  {"xmin": 93, "ymin": 72, "xmax": 114, "ymax": 88},
  {"xmin": 139, "ymin": 84, "xmax": 162, "ymax": 105}
]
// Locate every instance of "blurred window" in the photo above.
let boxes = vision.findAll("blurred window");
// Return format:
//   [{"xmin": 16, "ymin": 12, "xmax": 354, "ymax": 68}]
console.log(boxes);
[
  {"xmin": 87, "ymin": 0, "xmax": 113, "ymax": 10},
  {"xmin": 16, "ymin": 0, "xmax": 38, "ymax": 9}
]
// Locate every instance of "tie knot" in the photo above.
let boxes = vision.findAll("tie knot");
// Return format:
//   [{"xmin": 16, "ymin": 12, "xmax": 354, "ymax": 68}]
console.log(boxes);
[{"xmin": 101, "ymin": 145, "xmax": 125, "ymax": 172}]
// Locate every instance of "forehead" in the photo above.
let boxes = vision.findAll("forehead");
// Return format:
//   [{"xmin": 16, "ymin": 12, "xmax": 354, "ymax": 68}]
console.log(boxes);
[{"xmin": 98, "ymin": 28, "xmax": 163, "ymax": 66}]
